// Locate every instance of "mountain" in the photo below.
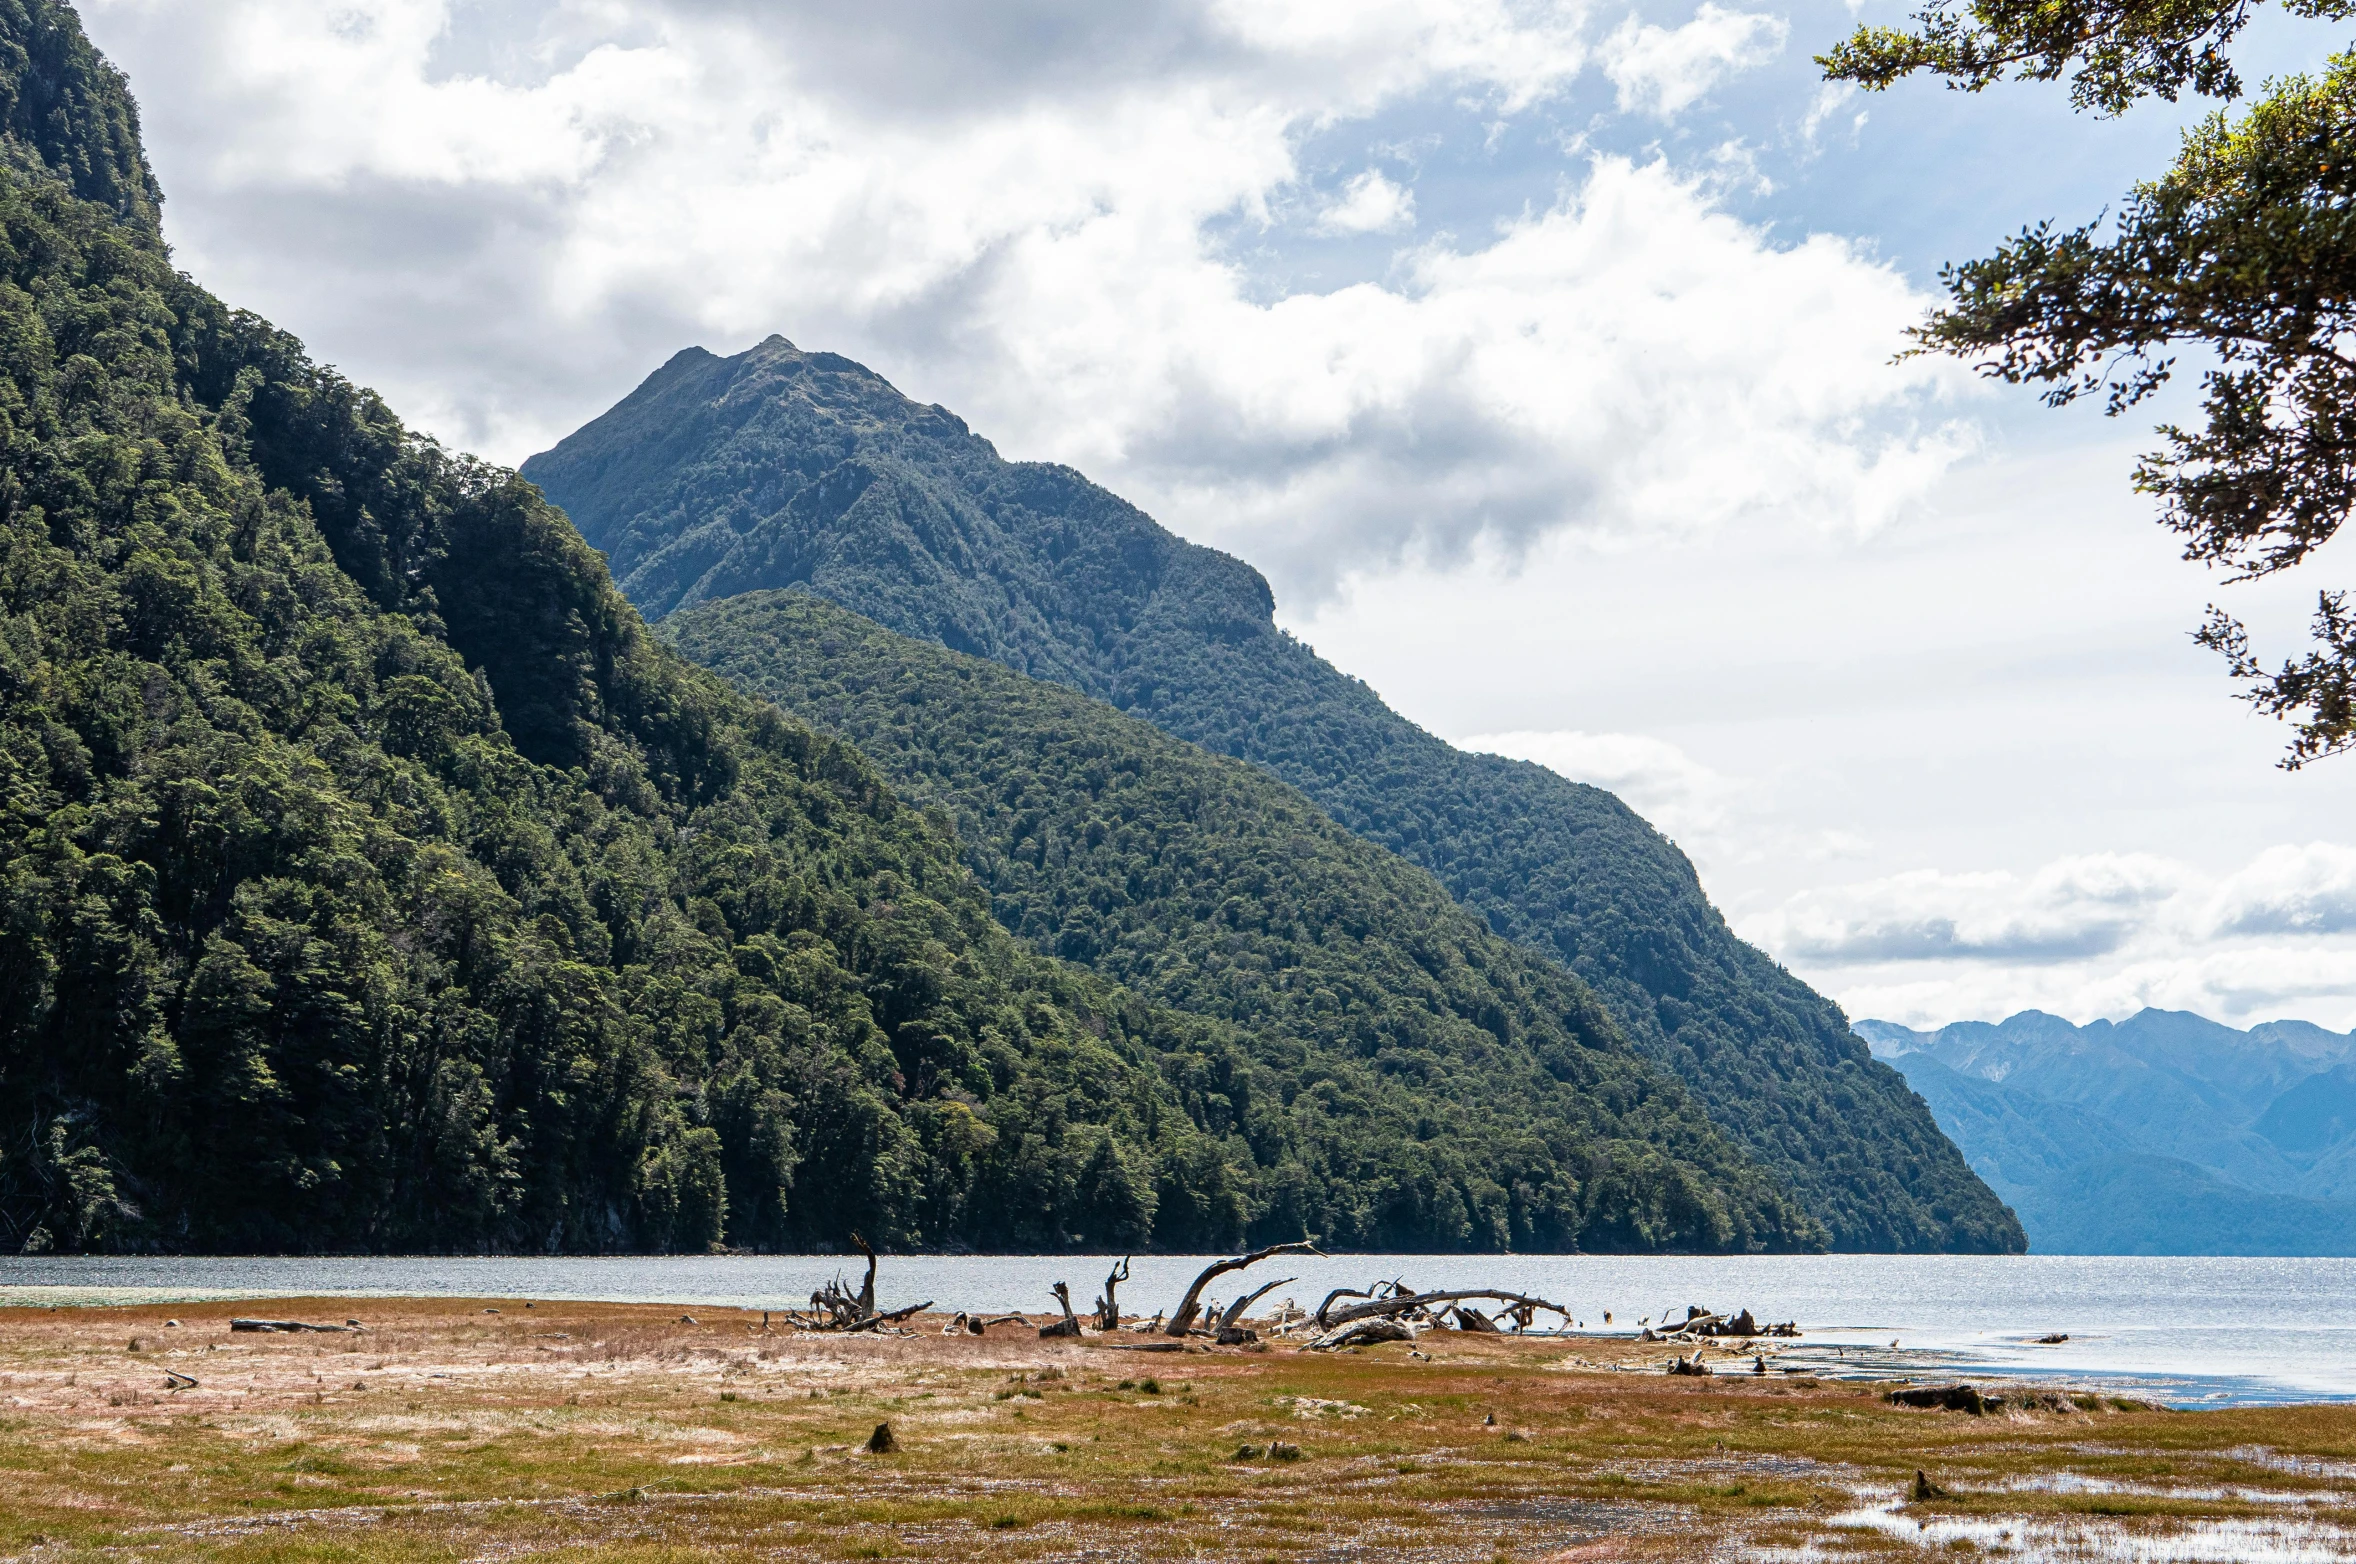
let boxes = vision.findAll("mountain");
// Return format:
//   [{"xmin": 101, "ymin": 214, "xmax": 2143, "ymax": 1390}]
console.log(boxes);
[
  {"xmin": 522, "ymin": 334, "xmax": 2023, "ymax": 1254},
  {"xmin": 665, "ymin": 590, "xmax": 1818, "ymax": 1252},
  {"xmin": 0, "ymin": 0, "xmax": 1807, "ymax": 1256},
  {"xmin": 1860, "ymin": 1011, "xmax": 2356, "ymax": 1254},
  {"xmin": 2011, "ymin": 1154, "xmax": 2356, "ymax": 1257}
]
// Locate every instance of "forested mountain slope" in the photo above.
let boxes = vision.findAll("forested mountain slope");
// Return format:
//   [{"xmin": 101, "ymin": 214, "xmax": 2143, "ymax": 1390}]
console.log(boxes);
[
  {"xmin": 668, "ymin": 592, "xmax": 1818, "ymax": 1253},
  {"xmin": 526, "ymin": 335, "xmax": 2022, "ymax": 1253},
  {"xmin": 0, "ymin": 0, "xmax": 1806, "ymax": 1255}
]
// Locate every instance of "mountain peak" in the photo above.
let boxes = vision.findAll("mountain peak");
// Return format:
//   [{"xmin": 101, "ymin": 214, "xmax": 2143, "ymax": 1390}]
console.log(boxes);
[{"xmin": 528, "ymin": 339, "xmax": 2026, "ymax": 1255}]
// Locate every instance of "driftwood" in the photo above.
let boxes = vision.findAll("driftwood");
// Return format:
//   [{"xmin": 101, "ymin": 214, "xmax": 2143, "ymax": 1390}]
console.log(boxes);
[
  {"xmin": 1104, "ymin": 1341, "xmax": 1191, "ymax": 1353},
  {"xmin": 1450, "ymin": 1305, "xmax": 1500, "ymax": 1332},
  {"xmin": 1094, "ymin": 1257, "xmax": 1131, "ymax": 1332},
  {"xmin": 802, "ymin": 1236, "xmax": 928, "ymax": 1332},
  {"xmin": 1164, "ymin": 1240, "xmax": 1323, "ymax": 1336},
  {"xmin": 1213, "ymin": 1276, "xmax": 1295, "ymax": 1340},
  {"xmin": 1648, "ymin": 1305, "xmax": 1799, "ymax": 1341},
  {"xmin": 1313, "ymin": 1287, "xmax": 1373, "ymax": 1326},
  {"xmin": 1040, "ymin": 1283, "xmax": 1084, "ymax": 1338},
  {"xmin": 852, "ymin": 1232, "xmax": 878, "ymax": 1315},
  {"xmin": 1666, "ymin": 1353, "xmax": 1711, "ymax": 1376},
  {"xmin": 1319, "ymin": 1289, "xmax": 1571, "ymax": 1332},
  {"xmin": 1217, "ymin": 1277, "xmax": 1295, "ymax": 1332},
  {"xmin": 163, "ymin": 1370, "xmax": 198, "ymax": 1390},
  {"xmin": 845, "ymin": 1301, "xmax": 931, "ymax": 1333},
  {"xmin": 230, "ymin": 1319, "xmax": 355, "ymax": 1333},
  {"xmin": 1309, "ymin": 1317, "xmax": 1416, "ymax": 1351}
]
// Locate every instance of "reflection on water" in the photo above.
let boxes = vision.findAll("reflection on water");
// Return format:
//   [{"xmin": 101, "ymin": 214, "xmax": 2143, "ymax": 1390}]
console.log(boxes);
[{"xmin": 4, "ymin": 1251, "xmax": 2353, "ymax": 1409}]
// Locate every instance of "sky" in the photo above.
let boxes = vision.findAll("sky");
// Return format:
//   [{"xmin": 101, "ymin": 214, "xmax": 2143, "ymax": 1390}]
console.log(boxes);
[{"xmin": 75, "ymin": 0, "xmax": 2356, "ymax": 1032}]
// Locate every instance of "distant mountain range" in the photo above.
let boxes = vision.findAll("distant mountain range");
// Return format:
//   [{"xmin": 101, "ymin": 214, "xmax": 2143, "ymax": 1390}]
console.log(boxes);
[
  {"xmin": 524, "ymin": 335, "xmax": 2021, "ymax": 1253},
  {"xmin": 1858, "ymin": 1011, "xmax": 2356, "ymax": 1254}
]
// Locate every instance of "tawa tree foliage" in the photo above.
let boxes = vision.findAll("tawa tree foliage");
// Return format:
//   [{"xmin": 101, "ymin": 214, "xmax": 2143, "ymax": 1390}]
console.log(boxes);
[{"xmin": 1825, "ymin": 0, "xmax": 2356, "ymax": 764}]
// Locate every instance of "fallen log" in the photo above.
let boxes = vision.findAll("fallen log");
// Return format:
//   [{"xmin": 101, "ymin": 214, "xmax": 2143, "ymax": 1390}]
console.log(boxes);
[
  {"xmin": 1319, "ymin": 1289, "xmax": 1571, "ymax": 1331},
  {"xmin": 1312, "ymin": 1287, "xmax": 1373, "ymax": 1327},
  {"xmin": 1449, "ymin": 1305, "xmax": 1500, "ymax": 1333},
  {"xmin": 1163, "ymin": 1240, "xmax": 1323, "ymax": 1337},
  {"xmin": 1651, "ymin": 1305, "xmax": 1800, "ymax": 1340},
  {"xmin": 230, "ymin": 1319, "xmax": 355, "ymax": 1333},
  {"xmin": 844, "ymin": 1301, "xmax": 932, "ymax": 1334},
  {"xmin": 1212, "ymin": 1276, "xmax": 1295, "ymax": 1344},
  {"xmin": 1308, "ymin": 1317, "xmax": 1416, "ymax": 1351},
  {"xmin": 1666, "ymin": 1353, "xmax": 1711, "ymax": 1376},
  {"xmin": 1215, "ymin": 1281, "xmax": 1291, "ymax": 1328}
]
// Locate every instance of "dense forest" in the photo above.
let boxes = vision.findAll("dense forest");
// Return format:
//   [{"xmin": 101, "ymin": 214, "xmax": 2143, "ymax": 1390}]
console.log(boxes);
[
  {"xmin": 0, "ymin": 0, "xmax": 1813, "ymax": 1255},
  {"xmin": 526, "ymin": 337, "xmax": 2025, "ymax": 1253},
  {"xmin": 669, "ymin": 591, "xmax": 1818, "ymax": 1254}
]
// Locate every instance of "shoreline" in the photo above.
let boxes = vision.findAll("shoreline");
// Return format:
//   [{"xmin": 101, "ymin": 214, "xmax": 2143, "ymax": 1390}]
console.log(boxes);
[{"xmin": 10, "ymin": 1266, "xmax": 2353, "ymax": 1412}]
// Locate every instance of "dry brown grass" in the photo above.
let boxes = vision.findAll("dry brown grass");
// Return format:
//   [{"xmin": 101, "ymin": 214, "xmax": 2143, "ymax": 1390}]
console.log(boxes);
[{"xmin": 0, "ymin": 1297, "xmax": 2349, "ymax": 1562}]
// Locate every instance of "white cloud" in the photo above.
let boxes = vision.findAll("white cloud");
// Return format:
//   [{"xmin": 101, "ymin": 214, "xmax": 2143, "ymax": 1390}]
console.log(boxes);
[
  {"xmin": 1744, "ymin": 855, "xmax": 2187, "ymax": 965},
  {"xmin": 1463, "ymin": 728, "xmax": 1739, "ymax": 838},
  {"xmin": 1739, "ymin": 845, "xmax": 2356, "ymax": 1030},
  {"xmin": 1459, "ymin": 727, "xmax": 1873, "ymax": 878},
  {"xmin": 1314, "ymin": 168, "xmax": 1416, "ymax": 234},
  {"xmin": 84, "ymin": 0, "xmax": 1973, "ymax": 599},
  {"xmin": 2207, "ymin": 842, "xmax": 2356, "ymax": 936},
  {"xmin": 1797, "ymin": 81, "xmax": 1864, "ymax": 149},
  {"xmin": 1600, "ymin": 3, "xmax": 1787, "ymax": 118}
]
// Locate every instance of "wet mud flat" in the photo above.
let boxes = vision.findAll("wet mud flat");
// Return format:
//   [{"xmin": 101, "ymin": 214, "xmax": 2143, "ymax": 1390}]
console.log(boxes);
[{"xmin": 0, "ymin": 1297, "xmax": 2351, "ymax": 1561}]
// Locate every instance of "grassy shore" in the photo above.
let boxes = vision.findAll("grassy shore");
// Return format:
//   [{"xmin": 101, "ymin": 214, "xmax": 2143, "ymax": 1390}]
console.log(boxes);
[{"xmin": 0, "ymin": 1297, "xmax": 2350, "ymax": 1561}]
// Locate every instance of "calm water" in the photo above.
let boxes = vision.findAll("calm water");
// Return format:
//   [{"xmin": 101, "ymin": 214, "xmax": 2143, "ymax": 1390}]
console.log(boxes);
[{"xmin": 3, "ymin": 1253, "xmax": 2348, "ymax": 1409}]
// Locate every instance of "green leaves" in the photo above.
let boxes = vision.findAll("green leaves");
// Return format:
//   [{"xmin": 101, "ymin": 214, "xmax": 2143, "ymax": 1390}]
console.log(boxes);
[
  {"xmin": 1817, "ymin": 0, "xmax": 2356, "ymax": 113},
  {"xmin": 1910, "ymin": 51, "xmax": 2356, "ymax": 761}
]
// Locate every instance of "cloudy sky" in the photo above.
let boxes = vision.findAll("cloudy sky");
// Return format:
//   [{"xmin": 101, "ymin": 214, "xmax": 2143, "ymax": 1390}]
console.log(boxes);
[{"xmin": 79, "ymin": 0, "xmax": 2356, "ymax": 1030}]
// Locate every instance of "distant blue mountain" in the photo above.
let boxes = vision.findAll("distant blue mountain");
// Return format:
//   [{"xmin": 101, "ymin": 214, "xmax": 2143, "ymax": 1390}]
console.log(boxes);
[{"xmin": 1857, "ymin": 1010, "xmax": 2356, "ymax": 1255}]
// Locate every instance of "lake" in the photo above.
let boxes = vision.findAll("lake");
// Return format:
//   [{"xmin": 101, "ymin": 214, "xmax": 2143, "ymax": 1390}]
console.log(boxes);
[{"xmin": 3, "ymin": 1252, "xmax": 2346, "ymax": 1409}]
